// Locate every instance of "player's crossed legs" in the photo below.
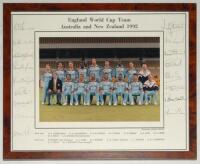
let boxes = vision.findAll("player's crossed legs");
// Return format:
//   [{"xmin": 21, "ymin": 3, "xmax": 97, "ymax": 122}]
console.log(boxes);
[
  {"xmin": 113, "ymin": 91, "xmax": 128, "ymax": 106},
  {"xmin": 144, "ymin": 90, "xmax": 158, "ymax": 105},
  {"xmin": 99, "ymin": 91, "xmax": 113, "ymax": 106}
]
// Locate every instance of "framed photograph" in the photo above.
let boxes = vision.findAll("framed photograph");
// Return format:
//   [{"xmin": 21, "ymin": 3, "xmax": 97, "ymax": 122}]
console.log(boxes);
[{"xmin": 3, "ymin": 3, "xmax": 196, "ymax": 159}]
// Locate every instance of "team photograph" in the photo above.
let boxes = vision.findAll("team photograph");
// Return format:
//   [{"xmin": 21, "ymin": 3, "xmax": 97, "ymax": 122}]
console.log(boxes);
[{"xmin": 39, "ymin": 37, "xmax": 161, "ymax": 122}]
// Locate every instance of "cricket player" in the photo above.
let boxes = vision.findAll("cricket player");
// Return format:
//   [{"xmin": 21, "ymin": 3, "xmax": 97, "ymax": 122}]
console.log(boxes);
[
  {"xmin": 101, "ymin": 60, "xmax": 114, "ymax": 81},
  {"xmin": 47, "ymin": 72, "xmax": 62, "ymax": 105},
  {"xmin": 86, "ymin": 74, "xmax": 100, "ymax": 105},
  {"xmin": 128, "ymin": 74, "xmax": 144, "ymax": 105},
  {"xmin": 113, "ymin": 74, "xmax": 129, "ymax": 106},
  {"xmin": 114, "ymin": 63, "xmax": 126, "ymax": 80},
  {"xmin": 62, "ymin": 74, "xmax": 75, "ymax": 106},
  {"xmin": 138, "ymin": 63, "xmax": 151, "ymax": 84},
  {"xmin": 126, "ymin": 62, "xmax": 137, "ymax": 83},
  {"xmin": 88, "ymin": 58, "xmax": 101, "ymax": 82},
  {"xmin": 56, "ymin": 62, "xmax": 65, "ymax": 83},
  {"xmin": 41, "ymin": 64, "xmax": 52, "ymax": 104},
  {"xmin": 77, "ymin": 62, "xmax": 88, "ymax": 81},
  {"xmin": 143, "ymin": 74, "xmax": 159, "ymax": 105},
  {"xmin": 74, "ymin": 74, "xmax": 87, "ymax": 105},
  {"xmin": 66, "ymin": 61, "xmax": 77, "ymax": 82},
  {"xmin": 99, "ymin": 73, "xmax": 114, "ymax": 105}
]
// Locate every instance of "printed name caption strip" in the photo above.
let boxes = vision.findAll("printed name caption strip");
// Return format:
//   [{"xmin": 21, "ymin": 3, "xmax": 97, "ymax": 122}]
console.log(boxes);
[{"xmin": 12, "ymin": 12, "xmax": 188, "ymax": 151}]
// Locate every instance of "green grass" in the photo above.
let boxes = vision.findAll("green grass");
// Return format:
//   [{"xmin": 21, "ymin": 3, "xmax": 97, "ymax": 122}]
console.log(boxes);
[
  {"xmin": 40, "ymin": 104, "xmax": 160, "ymax": 122},
  {"xmin": 39, "ymin": 89, "xmax": 160, "ymax": 122}
]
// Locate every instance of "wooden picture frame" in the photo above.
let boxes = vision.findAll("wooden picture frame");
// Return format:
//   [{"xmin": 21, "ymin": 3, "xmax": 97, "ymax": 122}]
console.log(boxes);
[{"xmin": 3, "ymin": 3, "xmax": 196, "ymax": 159}]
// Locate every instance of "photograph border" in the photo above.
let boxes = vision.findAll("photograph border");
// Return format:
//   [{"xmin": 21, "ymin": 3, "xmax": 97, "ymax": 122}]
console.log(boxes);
[
  {"xmin": 3, "ymin": 3, "xmax": 196, "ymax": 159},
  {"xmin": 35, "ymin": 31, "xmax": 164, "ymax": 129}
]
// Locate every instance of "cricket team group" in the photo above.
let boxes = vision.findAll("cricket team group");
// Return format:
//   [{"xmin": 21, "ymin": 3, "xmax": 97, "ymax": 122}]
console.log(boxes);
[{"xmin": 41, "ymin": 58, "xmax": 159, "ymax": 106}]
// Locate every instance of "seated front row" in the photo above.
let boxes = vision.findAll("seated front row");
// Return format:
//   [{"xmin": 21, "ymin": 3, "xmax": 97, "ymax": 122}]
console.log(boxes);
[{"xmin": 46, "ymin": 73, "xmax": 159, "ymax": 106}]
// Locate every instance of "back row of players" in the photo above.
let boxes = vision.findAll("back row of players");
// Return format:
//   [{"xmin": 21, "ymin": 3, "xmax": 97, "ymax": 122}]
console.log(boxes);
[{"xmin": 41, "ymin": 58, "xmax": 159, "ymax": 106}]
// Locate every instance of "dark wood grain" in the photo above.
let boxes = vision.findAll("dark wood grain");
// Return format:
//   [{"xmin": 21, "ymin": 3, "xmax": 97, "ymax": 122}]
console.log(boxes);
[{"xmin": 3, "ymin": 3, "xmax": 196, "ymax": 160}]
